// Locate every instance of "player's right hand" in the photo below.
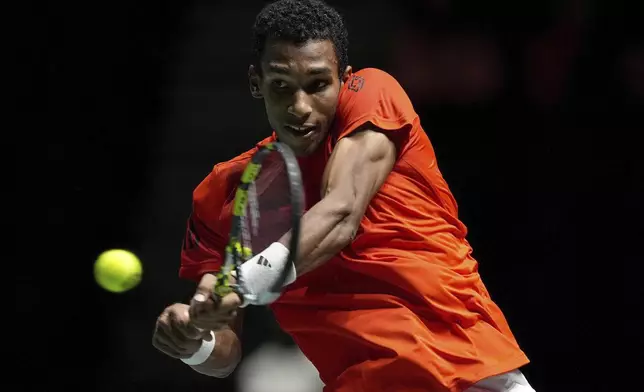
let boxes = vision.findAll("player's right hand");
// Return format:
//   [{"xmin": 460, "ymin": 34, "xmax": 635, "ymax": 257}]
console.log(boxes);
[
  {"xmin": 152, "ymin": 303, "xmax": 206, "ymax": 359},
  {"xmin": 189, "ymin": 273, "xmax": 241, "ymax": 331}
]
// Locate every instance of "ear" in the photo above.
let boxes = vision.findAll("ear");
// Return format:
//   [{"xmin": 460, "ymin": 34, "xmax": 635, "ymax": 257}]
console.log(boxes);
[
  {"xmin": 248, "ymin": 65, "xmax": 263, "ymax": 99},
  {"xmin": 340, "ymin": 65, "xmax": 353, "ymax": 86}
]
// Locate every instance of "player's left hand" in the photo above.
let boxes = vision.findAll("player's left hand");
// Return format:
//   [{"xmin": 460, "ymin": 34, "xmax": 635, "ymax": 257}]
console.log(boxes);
[{"xmin": 189, "ymin": 273, "xmax": 241, "ymax": 331}]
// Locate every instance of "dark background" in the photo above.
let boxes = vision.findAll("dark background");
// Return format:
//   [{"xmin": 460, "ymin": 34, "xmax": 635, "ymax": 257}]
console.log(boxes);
[{"xmin": 19, "ymin": 0, "xmax": 641, "ymax": 391}]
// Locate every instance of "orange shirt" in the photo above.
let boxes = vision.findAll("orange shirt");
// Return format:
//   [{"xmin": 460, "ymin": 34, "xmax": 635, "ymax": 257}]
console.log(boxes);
[{"xmin": 180, "ymin": 68, "xmax": 529, "ymax": 392}]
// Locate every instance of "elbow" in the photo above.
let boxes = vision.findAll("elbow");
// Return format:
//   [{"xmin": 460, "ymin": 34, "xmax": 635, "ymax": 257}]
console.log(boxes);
[
  {"xmin": 335, "ymin": 203, "xmax": 359, "ymax": 249},
  {"xmin": 330, "ymin": 195, "xmax": 358, "ymax": 247},
  {"xmin": 337, "ymin": 220, "xmax": 358, "ymax": 249},
  {"xmin": 327, "ymin": 191, "xmax": 354, "ymax": 222}
]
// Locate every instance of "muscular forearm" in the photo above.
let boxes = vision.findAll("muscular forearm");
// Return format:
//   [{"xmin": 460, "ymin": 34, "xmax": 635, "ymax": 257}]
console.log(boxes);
[
  {"xmin": 239, "ymin": 131, "xmax": 394, "ymax": 302},
  {"xmin": 237, "ymin": 193, "xmax": 356, "ymax": 303},
  {"xmin": 279, "ymin": 194, "xmax": 355, "ymax": 276},
  {"xmin": 189, "ymin": 328, "xmax": 242, "ymax": 378}
]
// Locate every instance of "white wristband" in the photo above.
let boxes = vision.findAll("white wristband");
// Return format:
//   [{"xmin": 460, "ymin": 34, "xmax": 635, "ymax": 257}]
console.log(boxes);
[
  {"xmin": 180, "ymin": 330, "xmax": 216, "ymax": 366},
  {"xmin": 239, "ymin": 242, "xmax": 295, "ymax": 307}
]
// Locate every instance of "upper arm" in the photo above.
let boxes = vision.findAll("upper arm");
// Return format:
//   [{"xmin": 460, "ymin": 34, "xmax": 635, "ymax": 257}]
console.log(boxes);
[
  {"xmin": 321, "ymin": 129, "xmax": 397, "ymax": 229},
  {"xmin": 321, "ymin": 69, "xmax": 417, "ymax": 229}
]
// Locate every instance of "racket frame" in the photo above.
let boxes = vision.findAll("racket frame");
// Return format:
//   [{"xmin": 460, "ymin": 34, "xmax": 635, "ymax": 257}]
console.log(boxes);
[{"xmin": 213, "ymin": 142, "xmax": 304, "ymax": 300}]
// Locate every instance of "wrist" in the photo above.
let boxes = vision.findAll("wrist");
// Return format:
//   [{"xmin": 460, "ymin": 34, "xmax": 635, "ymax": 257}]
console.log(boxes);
[
  {"xmin": 181, "ymin": 330, "xmax": 216, "ymax": 366},
  {"xmin": 188, "ymin": 329, "xmax": 242, "ymax": 378},
  {"xmin": 239, "ymin": 242, "xmax": 296, "ymax": 306}
]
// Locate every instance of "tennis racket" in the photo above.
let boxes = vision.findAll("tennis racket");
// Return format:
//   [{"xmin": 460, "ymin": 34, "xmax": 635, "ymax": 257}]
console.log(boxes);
[{"xmin": 213, "ymin": 142, "xmax": 304, "ymax": 301}]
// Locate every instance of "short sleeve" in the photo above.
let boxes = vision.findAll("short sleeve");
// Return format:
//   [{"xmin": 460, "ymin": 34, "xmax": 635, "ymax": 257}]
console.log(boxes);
[
  {"xmin": 333, "ymin": 68, "xmax": 418, "ymax": 142},
  {"xmin": 178, "ymin": 167, "xmax": 228, "ymax": 282}
]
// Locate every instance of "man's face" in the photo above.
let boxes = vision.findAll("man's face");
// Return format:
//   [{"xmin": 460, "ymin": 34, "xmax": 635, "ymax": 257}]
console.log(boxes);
[{"xmin": 250, "ymin": 39, "xmax": 351, "ymax": 156}]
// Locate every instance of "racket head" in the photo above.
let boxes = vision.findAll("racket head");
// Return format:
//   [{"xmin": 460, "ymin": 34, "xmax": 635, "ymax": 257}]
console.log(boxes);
[{"xmin": 214, "ymin": 142, "xmax": 304, "ymax": 298}]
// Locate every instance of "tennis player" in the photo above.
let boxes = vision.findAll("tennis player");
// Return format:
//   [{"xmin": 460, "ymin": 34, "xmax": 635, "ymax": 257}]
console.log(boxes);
[{"xmin": 152, "ymin": 1, "xmax": 536, "ymax": 391}]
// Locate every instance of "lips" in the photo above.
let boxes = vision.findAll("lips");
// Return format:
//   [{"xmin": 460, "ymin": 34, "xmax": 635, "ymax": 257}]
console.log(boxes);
[{"xmin": 285, "ymin": 124, "xmax": 316, "ymax": 135}]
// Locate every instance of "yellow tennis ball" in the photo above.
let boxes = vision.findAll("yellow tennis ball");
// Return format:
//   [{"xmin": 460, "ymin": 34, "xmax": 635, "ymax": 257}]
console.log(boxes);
[{"xmin": 94, "ymin": 249, "xmax": 142, "ymax": 293}]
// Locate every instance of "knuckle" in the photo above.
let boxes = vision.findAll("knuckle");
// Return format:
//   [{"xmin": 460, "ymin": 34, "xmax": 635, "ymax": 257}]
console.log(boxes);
[
  {"xmin": 196, "ymin": 285, "xmax": 211, "ymax": 296},
  {"xmin": 156, "ymin": 314, "xmax": 169, "ymax": 326},
  {"xmin": 190, "ymin": 303, "xmax": 205, "ymax": 316},
  {"xmin": 222, "ymin": 299, "xmax": 240, "ymax": 310},
  {"xmin": 197, "ymin": 274, "xmax": 216, "ymax": 291}
]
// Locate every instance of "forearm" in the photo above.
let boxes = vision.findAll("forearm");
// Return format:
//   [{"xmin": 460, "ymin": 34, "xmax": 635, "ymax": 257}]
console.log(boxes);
[
  {"xmin": 238, "ymin": 194, "xmax": 356, "ymax": 303},
  {"xmin": 279, "ymin": 194, "xmax": 354, "ymax": 276},
  {"xmin": 189, "ymin": 328, "xmax": 242, "ymax": 378},
  {"xmin": 242, "ymin": 130, "xmax": 394, "ymax": 299}
]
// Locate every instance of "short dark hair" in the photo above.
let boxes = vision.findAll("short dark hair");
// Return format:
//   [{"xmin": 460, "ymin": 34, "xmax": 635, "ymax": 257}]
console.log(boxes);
[{"xmin": 252, "ymin": 0, "xmax": 349, "ymax": 76}]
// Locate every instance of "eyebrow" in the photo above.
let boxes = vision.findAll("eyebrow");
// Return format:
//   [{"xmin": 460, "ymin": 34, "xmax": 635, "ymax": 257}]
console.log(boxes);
[{"xmin": 267, "ymin": 63, "xmax": 333, "ymax": 75}]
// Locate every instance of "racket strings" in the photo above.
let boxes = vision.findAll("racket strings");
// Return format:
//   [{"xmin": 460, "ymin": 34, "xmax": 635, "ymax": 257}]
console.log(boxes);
[{"xmin": 215, "ymin": 144, "xmax": 303, "ymax": 298}]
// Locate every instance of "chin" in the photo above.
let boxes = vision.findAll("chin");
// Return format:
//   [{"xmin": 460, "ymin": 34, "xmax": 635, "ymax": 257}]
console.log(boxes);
[{"xmin": 277, "ymin": 133, "xmax": 325, "ymax": 157}]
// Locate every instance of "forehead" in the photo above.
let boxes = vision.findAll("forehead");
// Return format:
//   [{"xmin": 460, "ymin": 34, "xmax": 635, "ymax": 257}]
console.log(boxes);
[{"xmin": 261, "ymin": 39, "xmax": 338, "ymax": 75}]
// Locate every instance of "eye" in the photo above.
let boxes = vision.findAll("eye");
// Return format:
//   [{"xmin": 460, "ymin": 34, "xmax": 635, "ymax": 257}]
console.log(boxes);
[
  {"xmin": 307, "ymin": 80, "xmax": 330, "ymax": 93},
  {"xmin": 271, "ymin": 80, "xmax": 289, "ymax": 90}
]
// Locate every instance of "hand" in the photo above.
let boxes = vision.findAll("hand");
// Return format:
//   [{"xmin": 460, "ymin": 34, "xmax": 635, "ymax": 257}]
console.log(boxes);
[
  {"xmin": 152, "ymin": 303, "xmax": 206, "ymax": 359},
  {"xmin": 189, "ymin": 273, "xmax": 242, "ymax": 331}
]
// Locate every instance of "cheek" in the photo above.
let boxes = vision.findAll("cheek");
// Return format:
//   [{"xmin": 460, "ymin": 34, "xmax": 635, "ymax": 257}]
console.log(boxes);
[
  {"xmin": 263, "ymin": 100, "xmax": 282, "ymax": 123},
  {"xmin": 316, "ymin": 90, "xmax": 341, "ymax": 119}
]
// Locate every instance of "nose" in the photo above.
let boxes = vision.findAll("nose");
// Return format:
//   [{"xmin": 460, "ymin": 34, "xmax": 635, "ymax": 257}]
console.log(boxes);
[{"xmin": 287, "ymin": 90, "xmax": 313, "ymax": 120}]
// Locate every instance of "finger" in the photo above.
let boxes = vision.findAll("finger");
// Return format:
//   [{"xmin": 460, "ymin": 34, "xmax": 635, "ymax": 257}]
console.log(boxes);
[
  {"xmin": 218, "ymin": 292, "xmax": 242, "ymax": 313},
  {"xmin": 190, "ymin": 296, "xmax": 239, "ymax": 330},
  {"xmin": 171, "ymin": 310, "xmax": 205, "ymax": 339},
  {"xmin": 154, "ymin": 318, "xmax": 204, "ymax": 359},
  {"xmin": 190, "ymin": 274, "xmax": 219, "ymax": 319},
  {"xmin": 190, "ymin": 304, "xmax": 229, "ymax": 331},
  {"xmin": 155, "ymin": 311, "xmax": 180, "ymax": 345},
  {"xmin": 164, "ymin": 311, "xmax": 198, "ymax": 347},
  {"xmin": 190, "ymin": 295, "xmax": 220, "ymax": 321},
  {"xmin": 153, "ymin": 322, "xmax": 186, "ymax": 356},
  {"xmin": 167, "ymin": 308, "xmax": 201, "ymax": 339},
  {"xmin": 191, "ymin": 317, "xmax": 227, "ymax": 331},
  {"xmin": 189, "ymin": 280, "xmax": 240, "ymax": 331},
  {"xmin": 192, "ymin": 273, "xmax": 217, "ymax": 307},
  {"xmin": 193, "ymin": 310, "xmax": 233, "ymax": 331},
  {"xmin": 154, "ymin": 339, "xmax": 199, "ymax": 359}
]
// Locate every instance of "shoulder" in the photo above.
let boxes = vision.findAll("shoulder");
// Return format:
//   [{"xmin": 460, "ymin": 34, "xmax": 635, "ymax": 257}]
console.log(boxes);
[
  {"xmin": 349, "ymin": 68, "xmax": 404, "ymax": 88},
  {"xmin": 341, "ymin": 68, "xmax": 410, "ymax": 98},
  {"xmin": 337, "ymin": 67, "xmax": 415, "ymax": 118},
  {"xmin": 333, "ymin": 68, "xmax": 418, "ymax": 142}
]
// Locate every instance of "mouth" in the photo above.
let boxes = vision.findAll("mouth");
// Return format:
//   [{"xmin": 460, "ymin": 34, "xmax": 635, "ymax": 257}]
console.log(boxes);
[{"xmin": 284, "ymin": 124, "xmax": 317, "ymax": 138}]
